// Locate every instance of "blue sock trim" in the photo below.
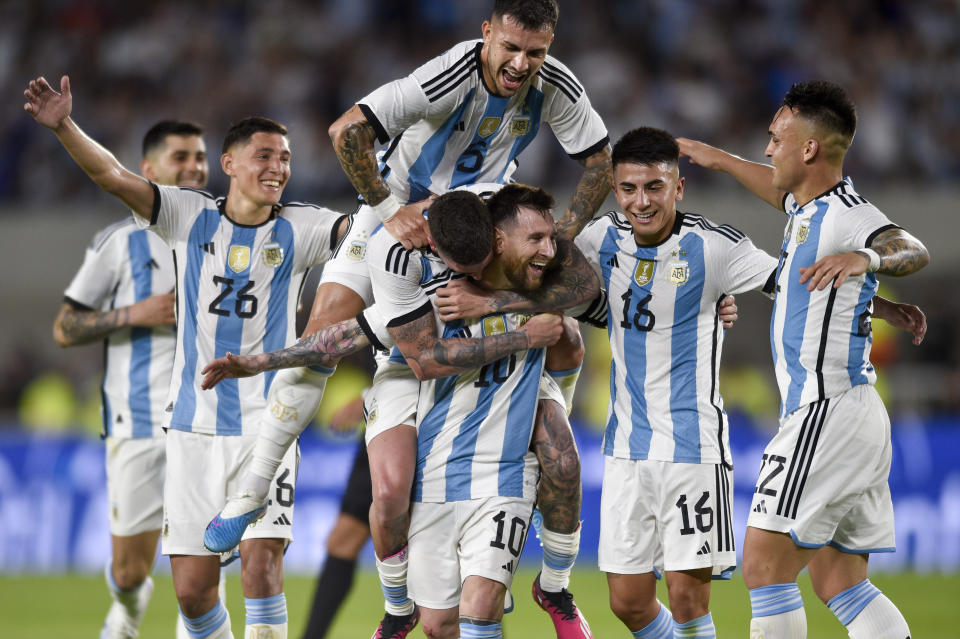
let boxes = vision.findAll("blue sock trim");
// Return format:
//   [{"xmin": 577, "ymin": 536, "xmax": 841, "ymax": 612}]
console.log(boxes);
[
  {"xmin": 749, "ymin": 583, "xmax": 804, "ymax": 618},
  {"xmin": 675, "ymin": 612, "xmax": 716, "ymax": 638},
  {"xmin": 633, "ymin": 602, "xmax": 673, "ymax": 638},
  {"xmin": 244, "ymin": 593, "xmax": 288, "ymax": 625},
  {"xmin": 542, "ymin": 547, "xmax": 577, "ymax": 571},
  {"xmin": 826, "ymin": 579, "xmax": 881, "ymax": 626},
  {"xmin": 180, "ymin": 600, "xmax": 228, "ymax": 638},
  {"xmin": 547, "ymin": 366, "xmax": 581, "ymax": 378},
  {"xmin": 459, "ymin": 619, "xmax": 502, "ymax": 638},
  {"xmin": 380, "ymin": 582, "xmax": 410, "ymax": 606}
]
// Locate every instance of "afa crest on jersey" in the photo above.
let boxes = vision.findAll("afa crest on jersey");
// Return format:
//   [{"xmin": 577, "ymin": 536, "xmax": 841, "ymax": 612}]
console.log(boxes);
[
  {"xmin": 477, "ymin": 116, "xmax": 502, "ymax": 138},
  {"xmin": 346, "ymin": 240, "xmax": 366, "ymax": 261},
  {"xmin": 669, "ymin": 260, "xmax": 689, "ymax": 286},
  {"xmin": 228, "ymin": 246, "xmax": 250, "ymax": 272},
  {"xmin": 261, "ymin": 241, "xmax": 285, "ymax": 268},
  {"xmin": 796, "ymin": 221, "xmax": 811, "ymax": 244},
  {"xmin": 509, "ymin": 116, "xmax": 531, "ymax": 136},
  {"xmin": 633, "ymin": 259, "xmax": 655, "ymax": 286}
]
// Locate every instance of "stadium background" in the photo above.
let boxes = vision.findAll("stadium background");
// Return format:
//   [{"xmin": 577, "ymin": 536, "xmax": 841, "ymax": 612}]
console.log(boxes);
[{"xmin": 1, "ymin": 0, "xmax": 958, "ymax": 635}]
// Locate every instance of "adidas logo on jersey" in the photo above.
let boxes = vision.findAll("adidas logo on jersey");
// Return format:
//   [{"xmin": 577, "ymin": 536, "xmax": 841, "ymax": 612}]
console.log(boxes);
[
  {"xmin": 146, "ymin": 258, "xmax": 160, "ymax": 270},
  {"xmin": 273, "ymin": 513, "xmax": 291, "ymax": 526},
  {"xmin": 696, "ymin": 541, "xmax": 711, "ymax": 556},
  {"xmin": 753, "ymin": 500, "xmax": 768, "ymax": 514},
  {"xmin": 202, "ymin": 242, "xmax": 216, "ymax": 255},
  {"xmin": 501, "ymin": 560, "xmax": 514, "ymax": 573}
]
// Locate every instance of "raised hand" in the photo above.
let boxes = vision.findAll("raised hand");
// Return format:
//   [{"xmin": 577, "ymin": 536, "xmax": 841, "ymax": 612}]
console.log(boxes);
[
  {"xmin": 519, "ymin": 313, "xmax": 564, "ymax": 349},
  {"xmin": 382, "ymin": 195, "xmax": 435, "ymax": 250},
  {"xmin": 201, "ymin": 352, "xmax": 269, "ymax": 390},
  {"xmin": 24, "ymin": 75, "xmax": 72, "ymax": 129},
  {"xmin": 435, "ymin": 278, "xmax": 495, "ymax": 321}
]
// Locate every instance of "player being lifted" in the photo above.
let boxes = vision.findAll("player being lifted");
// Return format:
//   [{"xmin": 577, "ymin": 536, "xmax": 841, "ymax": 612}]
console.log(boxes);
[
  {"xmin": 225, "ymin": 3, "xmax": 612, "ymax": 633},
  {"xmin": 679, "ymin": 80, "xmax": 928, "ymax": 639},
  {"xmin": 54, "ymin": 120, "xmax": 211, "ymax": 639},
  {"xmin": 25, "ymin": 75, "xmax": 349, "ymax": 639}
]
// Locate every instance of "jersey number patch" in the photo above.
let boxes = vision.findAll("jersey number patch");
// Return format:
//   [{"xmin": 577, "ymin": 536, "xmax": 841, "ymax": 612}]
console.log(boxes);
[
  {"xmin": 208, "ymin": 275, "xmax": 259, "ymax": 318},
  {"xmin": 676, "ymin": 492, "xmax": 713, "ymax": 535},
  {"xmin": 619, "ymin": 290, "xmax": 656, "ymax": 332}
]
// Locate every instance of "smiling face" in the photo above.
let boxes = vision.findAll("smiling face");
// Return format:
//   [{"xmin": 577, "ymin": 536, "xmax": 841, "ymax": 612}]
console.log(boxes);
[
  {"xmin": 480, "ymin": 13, "xmax": 554, "ymax": 97},
  {"xmin": 221, "ymin": 131, "xmax": 290, "ymax": 207},
  {"xmin": 495, "ymin": 205, "xmax": 557, "ymax": 290},
  {"xmin": 141, "ymin": 134, "xmax": 208, "ymax": 188},
  {"xmin": 613, "ymin": 161, "xmax": 684, "ymax": 246}
]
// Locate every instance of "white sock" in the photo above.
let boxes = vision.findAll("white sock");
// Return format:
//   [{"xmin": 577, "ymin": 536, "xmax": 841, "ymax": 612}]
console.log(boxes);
[
  {"xmin": 245, "ymin": 366, "xmax": 331, "ymax": 499},
  {"xmin": 829, "ymin": 581, "xmax": 910, "ymax": 639},
  {"xmin": 376, "ymin": 546, "xmax": 414, "ymax": 616},
  {"xmin": 632, "ymin": 601, "xmax": 673, "ymax": 638},
  {"xmin": 749, "ymin": 583, "xmax": 806, "ymax": 639},
  {"xmin": 180, "ymin": 599, "xmax": 233, "ymax": 639},
  {"xmin": 538, "ymin": 525, "xmax": 580, "ymax": 592},
  {"xmin": 547, "ymin": 366, "xmax": 581, "ymax": 416},
  {"xmin": 674, "ymin": 612, "xmax": 715, "ymax": 638},
  {"xmin": 176, "ymin": 576, "xmax": 228, "ymax": 638},
  {"xmin": 244, "ymin": 594, "xmax": 288, "ymax": 638},
  {"xmin": 104, "ymin": 560, "xmax": 152, "ymax": 621}
]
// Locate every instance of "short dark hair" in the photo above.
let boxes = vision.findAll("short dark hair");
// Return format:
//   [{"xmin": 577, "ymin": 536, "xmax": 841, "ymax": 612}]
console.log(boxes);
[
  {"xmin": 612, "ymin": 127, "xmax": 679, "ymax": 168},
  {"xmin": 428, "ymin": 191, "xmax": 495, "ymax": 266},
  {"xmin": 221, "ymin": 116, "xmax": 288, "ymax": 154},
  {"xmin": 782, "ymin": 81, "xmax": 857, "ymax": 141},
  {"xmin": 493, "ymin": 0, "xmax": 558, "ymax": 31},
  {"xmin": 141, "ymin": 120, "xmax": 204, "ymax": 158},
  {"xmin": 486, "ymin": 183, "xmax": 555, "ymax": 229}
]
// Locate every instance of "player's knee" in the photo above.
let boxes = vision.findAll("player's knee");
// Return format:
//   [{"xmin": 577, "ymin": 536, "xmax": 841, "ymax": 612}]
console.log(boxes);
[
  {"xmin": 421, "ymin": 615, "xmax": 458, "ymax": 639},
  {"xmin": 665, "ymin": 585, "xmax": 709, "ymax": 623},
  {"xmin": 609, "ymin": 589, "xmax": 657, "ymax": 628},
  {"xmin": 239, "ymin": 540, "xmax": 285, "ymax": 597},
  {"xmin": 176, "ymin": 586, "xmax": 219, "ymax": 619},
  {"xmin": 112, "ymin": 556, "xmax": 151, "ymax": 590}
]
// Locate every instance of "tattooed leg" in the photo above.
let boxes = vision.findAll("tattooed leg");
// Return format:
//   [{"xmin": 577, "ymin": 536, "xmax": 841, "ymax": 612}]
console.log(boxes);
[{"xmin": 532, "ymin": 398, "xmax": 582, "ymax": 534}]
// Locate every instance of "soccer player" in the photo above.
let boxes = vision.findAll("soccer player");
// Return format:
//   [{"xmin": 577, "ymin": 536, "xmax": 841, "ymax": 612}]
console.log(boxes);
[
  {"xmin": 25, "ymin": 75, "xmax": 349, "ymax": 639},
  {"xmin": 678, "ymin": 81, "xmax": 929, "ymax": 639},
  {"xmin": 53, "ymin": 120, "xmax": 206, "ymax": 639},
  {"xmin": 248, "ymin": 3, "xmax": 611, "ymax": 631}
]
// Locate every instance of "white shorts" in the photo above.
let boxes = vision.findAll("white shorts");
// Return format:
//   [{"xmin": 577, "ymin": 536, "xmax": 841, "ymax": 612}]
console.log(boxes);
[
  {"xmin": 363, "ymin": 359, "xmax": 419, "ymax": 444},
  {"xmin": 105, "ymin": 436, "xmax": 166, "ymax": 536},
  {"xmin": 599, "ymin": 457, "xmax": 736, "ymax": 577},
  {"xmin": 319, "ymin": 205, "xmax": 379, "ymax": 306},
  {"xmin": 161, "ymin": 429, "xmax": 299, "ymax": 556},
  {"xmin": 747, "ymin": 384, "xmax": 895, "ymax": 553},
  {"xmin": 408, "ymin": 496, "xmax": 535, "ymax": 609}
]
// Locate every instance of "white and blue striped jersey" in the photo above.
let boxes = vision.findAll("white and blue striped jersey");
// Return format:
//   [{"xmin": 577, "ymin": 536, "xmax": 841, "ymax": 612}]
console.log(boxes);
[
  {"xmin": 771, "ymin": 179, "xmax": 899, "ymax": 418},
  {"xmin": 576, "ymin": 211, "xmax": 778, "ymax": 465},
  {"xmin": 64, "ymin": 218, "xmax": 176, "ymax": 439},
  {"xmin": 365, "ymin": 227, "xmax": 541, "ymax": 504},
  {"xmin": 358, "ymin": 40, "xmax": 608, "ymax": 203},
  {"xmin": 137, "ymin": 184, "xmax": 346, "ymax": 436}
]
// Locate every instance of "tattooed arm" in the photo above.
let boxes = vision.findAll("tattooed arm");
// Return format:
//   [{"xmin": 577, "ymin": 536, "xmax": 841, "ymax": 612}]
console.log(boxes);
[
  {"xmin": 435, "ymin": 237, "xmax": 600, "ymax": 322},
  {"xmin": 554, "ymin": 146, "xmax": 613, "ymax": 240},
  {"xmin": 798, "ymin": 228, "xmax": 930, "ymax": 291},
  {"xmin": 200, "ymin": 318, "xmax": 370, "ymax": 389},
  {"xmin": 52, "ymin": 292, "xmax": 175, "ymax": 347},
  {"xmin": 391, "ymin": 311, "xmax": 563, "ymax": 381},
  {"xmin": 328, "ymin": 105, "xmax": 430, "ymax": 249}
]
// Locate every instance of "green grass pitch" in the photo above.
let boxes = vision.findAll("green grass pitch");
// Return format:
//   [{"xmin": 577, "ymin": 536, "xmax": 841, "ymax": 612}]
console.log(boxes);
[{"xmin": 2, "ymin": 569, "xmax": 958, "ymax": 637}]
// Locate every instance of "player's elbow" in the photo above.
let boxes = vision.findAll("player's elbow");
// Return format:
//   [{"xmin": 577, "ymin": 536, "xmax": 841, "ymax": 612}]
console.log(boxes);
[{"xmin": 52, "ymin": 322, "xmax": 74, "ymax": 348}]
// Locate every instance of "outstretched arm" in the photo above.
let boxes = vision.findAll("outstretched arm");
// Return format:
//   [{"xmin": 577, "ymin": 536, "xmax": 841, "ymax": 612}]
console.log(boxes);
[
  {"xmin": 328, "ymin": 105, "xmax": 430, "ymax": 249},
  {"xmin": 677, "ymin": 137, "xmax": 785, "ymax": 210},
  {"xmin": 434, "ymin": 238, "xmax": 600, "ymax": 321},
  {"xmin": 23, "ymin": 76, "xmax": 155, "ymax": 220},
  {"xmin": 555, "ymin": 146, "xmax": 613, "ymax": 240},
  {"xmin": 391, "ymin": 311, "xmax": 563, "ymax": 381},
  {"xmin": 798, "ymin": 228, "xmax": 930, "ymax": 291},
  {"xmin": 872, "ymin": 296, "xmax": 926, "ymax": 346},
  {"xmin": 52, "ymin": 292, "xmax": 175, "ymax": 347}
]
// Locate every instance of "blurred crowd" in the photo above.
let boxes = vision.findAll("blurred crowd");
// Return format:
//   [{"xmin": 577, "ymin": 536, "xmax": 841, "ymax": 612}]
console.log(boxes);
[
  {"xmin": 2, "ymin": 0, "xmax": 958, "ymax": 430},
  {"xmin": 1, "ymin": 0, "xmax": 958, "ymax": 204}
]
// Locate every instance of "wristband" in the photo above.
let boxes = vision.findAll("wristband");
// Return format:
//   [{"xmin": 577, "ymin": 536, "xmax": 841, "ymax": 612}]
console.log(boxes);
[
  {"xmin": 370, "ymin": 193, "xmax": 403, "ymax": 223},
  {"xmin": 855, "ymin": 248, "xmax": 881, "ymax": 272}
]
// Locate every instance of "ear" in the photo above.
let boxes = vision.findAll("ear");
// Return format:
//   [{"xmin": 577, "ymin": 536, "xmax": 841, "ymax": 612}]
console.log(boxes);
[
  {"xmin": 494, "ymin": 227, "xmax": 506, "ymax": 254},
  {"xmin": 140, "ymin": 158, "xmax": 155, "ymax": 182},
  {"xmin": 675, "ymin": 176, "xmax": 685, "ymax": 201},
  {"xmin": 427, "ymin": 234, "xmax": 437, "ymax": 253},
  {"xmin": 481, "ymin": 20, "xmax": 492, "ymax": 43},
  {"xmin": 221, "ymin": 152, "xmax": 234, "ymax": 177},
  {"xmin": 802, "ymin": 138, "xmax": 820, "ymax": 163}
]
